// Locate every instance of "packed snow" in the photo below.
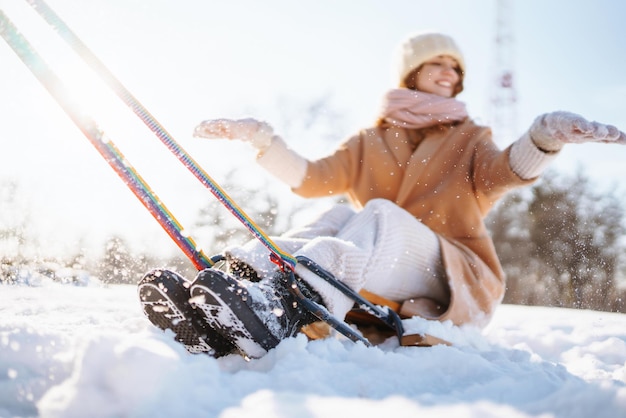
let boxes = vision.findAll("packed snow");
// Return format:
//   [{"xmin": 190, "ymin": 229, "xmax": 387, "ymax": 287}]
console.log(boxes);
[{"xmin": 1, "ymin": 279, "xmax": 625, "ymax": 418}]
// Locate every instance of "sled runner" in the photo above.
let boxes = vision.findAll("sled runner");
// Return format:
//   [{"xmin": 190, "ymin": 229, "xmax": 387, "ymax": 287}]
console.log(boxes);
[{"xmin": 0, "ymin": 0, "xmax": 407, "ymax": 354}]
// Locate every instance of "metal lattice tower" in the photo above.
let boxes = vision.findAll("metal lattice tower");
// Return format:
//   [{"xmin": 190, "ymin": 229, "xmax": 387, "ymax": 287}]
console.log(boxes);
[{"xmin": 491, "ymin": 0, "xmax": 518, "ymax": 145}]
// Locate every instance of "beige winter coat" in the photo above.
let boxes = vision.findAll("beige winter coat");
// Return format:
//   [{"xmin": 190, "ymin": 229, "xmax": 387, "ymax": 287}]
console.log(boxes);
[{"xmin": 294, "ymin": 119, "xmax": 535, "ymax": 334}]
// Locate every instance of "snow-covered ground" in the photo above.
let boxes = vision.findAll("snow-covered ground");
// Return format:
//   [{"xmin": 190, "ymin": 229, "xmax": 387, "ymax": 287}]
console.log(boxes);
[{"xmin": 1, "ymin": 280, "xmax": 625, "ymax": 418}]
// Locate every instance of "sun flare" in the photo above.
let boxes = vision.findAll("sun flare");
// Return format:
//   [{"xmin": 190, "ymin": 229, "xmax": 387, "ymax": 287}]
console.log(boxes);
[{"xmin": 54, "ymin": 55, "xmax": 124, "ymax": 128}]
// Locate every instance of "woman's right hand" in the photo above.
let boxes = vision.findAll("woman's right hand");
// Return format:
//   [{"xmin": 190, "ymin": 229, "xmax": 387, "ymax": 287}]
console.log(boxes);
[{"xmin": 193, "ymin": 118, "xmax": 274, "ymax": 151}]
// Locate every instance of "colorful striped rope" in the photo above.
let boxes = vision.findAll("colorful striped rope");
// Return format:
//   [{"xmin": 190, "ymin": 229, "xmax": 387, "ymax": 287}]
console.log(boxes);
[
  {"xmin": 24, "ymin": 0, "xmax": 298, "ymax": 271},
  {"xmin": 0, "ymin": 9, "xmax": 213, "ymax": 271}
]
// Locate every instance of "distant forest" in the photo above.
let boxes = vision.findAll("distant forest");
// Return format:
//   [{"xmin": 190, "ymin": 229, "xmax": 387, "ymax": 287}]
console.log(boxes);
[{"xmin": 2, "ymin": 168, "xmax": 625, "ymax": 314}]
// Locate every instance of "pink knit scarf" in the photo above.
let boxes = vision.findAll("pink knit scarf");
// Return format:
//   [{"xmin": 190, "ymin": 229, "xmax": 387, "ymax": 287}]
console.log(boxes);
[{"xmin": 380, "ymin": 89, "xmax": 468, "ymax": 129}]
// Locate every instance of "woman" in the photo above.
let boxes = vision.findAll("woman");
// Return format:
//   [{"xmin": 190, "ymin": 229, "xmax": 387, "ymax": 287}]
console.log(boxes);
[{"xmin": 138, "ymin": 32, "xmax": 625, "ymax": 358}]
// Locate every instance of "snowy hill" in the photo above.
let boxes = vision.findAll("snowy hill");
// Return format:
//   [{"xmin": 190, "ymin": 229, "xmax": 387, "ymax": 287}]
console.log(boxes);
[{"xmin": 1, "ymin": 281, "xmax": 625, "ymax": 418}]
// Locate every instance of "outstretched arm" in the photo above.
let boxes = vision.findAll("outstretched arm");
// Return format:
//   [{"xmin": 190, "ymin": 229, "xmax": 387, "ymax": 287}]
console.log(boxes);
[
  {"xmin": 194, "ymin": 118, "xmax": 308, "ymax": 188},
  {"xmin": 509, "ymin": 111, "xmax": 625, "ymax": 180}
]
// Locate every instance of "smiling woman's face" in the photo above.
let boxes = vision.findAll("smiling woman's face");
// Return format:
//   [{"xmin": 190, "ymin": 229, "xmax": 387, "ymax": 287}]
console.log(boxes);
[{"xmin": 413, "ymin": 55, "xmax": 462, "ymax": 98}]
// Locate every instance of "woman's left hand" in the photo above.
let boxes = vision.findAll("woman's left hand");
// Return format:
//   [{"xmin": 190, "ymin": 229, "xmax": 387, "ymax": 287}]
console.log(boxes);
[{"xmin": 530, "ymin": 111, "xmax": 626, "ymax": 152}]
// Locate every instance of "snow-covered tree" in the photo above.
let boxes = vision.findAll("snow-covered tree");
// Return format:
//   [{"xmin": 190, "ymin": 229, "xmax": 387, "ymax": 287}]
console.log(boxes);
[{"xmin": 488, "ymin": 170, "xmax": 626, "ymax": 311}]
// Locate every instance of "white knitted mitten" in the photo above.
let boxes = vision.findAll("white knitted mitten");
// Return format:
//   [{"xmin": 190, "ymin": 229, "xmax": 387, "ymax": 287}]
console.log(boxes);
[
  {"xmin": 194, "ymin": 118, "xmax": 274, "ymax": 152},
  {"xmin": 195, "ymin": 118, "xmax": 308, "ymax": 188},
  {"xmin": 529, "ymin": 111, "xmax": 626, "ymax": 152}
]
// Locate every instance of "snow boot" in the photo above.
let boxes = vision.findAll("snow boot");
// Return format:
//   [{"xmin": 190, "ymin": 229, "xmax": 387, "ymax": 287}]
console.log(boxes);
[
  {"xmin": 138, "ymin": 269, "xmax": 237, "ymax": 357},
  {"xmin": 189, "ymin": 268, "xmax": 323, "ymax": 359}
]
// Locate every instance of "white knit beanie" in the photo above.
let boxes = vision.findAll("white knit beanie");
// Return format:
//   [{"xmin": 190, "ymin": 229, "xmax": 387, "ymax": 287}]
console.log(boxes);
[{"xmin": 397, "ymin": 32, "xmax": 465, "ymax": 93}]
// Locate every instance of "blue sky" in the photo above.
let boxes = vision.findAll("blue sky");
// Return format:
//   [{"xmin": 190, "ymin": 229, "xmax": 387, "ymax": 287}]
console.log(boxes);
[{"xmin": 1, "ymin": 0, "xmax": 625, "ymax": 257}]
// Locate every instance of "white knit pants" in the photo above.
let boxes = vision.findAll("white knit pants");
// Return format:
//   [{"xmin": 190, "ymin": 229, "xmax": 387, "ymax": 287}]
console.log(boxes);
[{"xmin": 225, "ymin": 199, "xmax": 447, "ymax": 319}]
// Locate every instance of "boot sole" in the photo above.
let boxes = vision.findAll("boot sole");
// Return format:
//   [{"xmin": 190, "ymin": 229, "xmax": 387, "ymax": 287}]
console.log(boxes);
[
  {"xmin": 138, "ymin": 269, "xmax": 236, "ymax": 357},
  {"xmin": 189, "ymin": 269, "xmax": 281, "ymax": 359}
]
